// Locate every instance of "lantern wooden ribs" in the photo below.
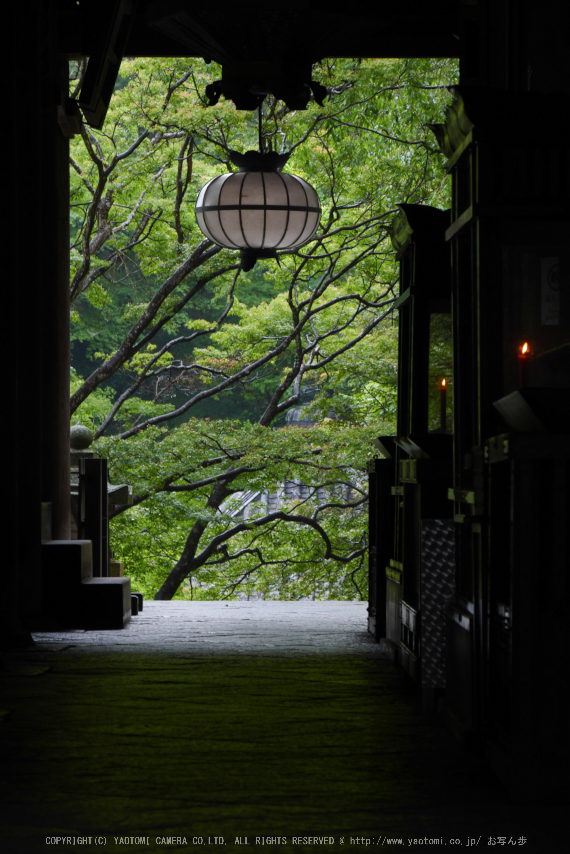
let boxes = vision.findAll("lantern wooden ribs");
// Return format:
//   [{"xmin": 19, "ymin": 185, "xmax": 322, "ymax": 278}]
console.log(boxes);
[{"xmin": 195, "ymin": 151, "xmax": 320, "ymax": 270}]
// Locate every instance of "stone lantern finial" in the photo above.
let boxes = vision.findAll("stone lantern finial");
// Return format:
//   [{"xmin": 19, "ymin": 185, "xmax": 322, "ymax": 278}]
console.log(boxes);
[{"xmin": 70, "ymin": 424, "xmax": 94, "ymax": 450}]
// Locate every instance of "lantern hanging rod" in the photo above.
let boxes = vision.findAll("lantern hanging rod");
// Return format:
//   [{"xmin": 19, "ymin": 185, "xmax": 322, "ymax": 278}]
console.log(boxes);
[
  {"xmin": 223, "ymin": 94, "xmax": 292, "ymax": 173},
  {"xmin": 195, "ymin": 93, "xmax": 321, "ymax": 271}
]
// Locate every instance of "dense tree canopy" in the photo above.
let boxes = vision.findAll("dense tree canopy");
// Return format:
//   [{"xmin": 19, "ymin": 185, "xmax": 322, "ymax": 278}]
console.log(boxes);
[{"xmin": 69, "ymin": 55, "xmax": 458, "ymax": 600}]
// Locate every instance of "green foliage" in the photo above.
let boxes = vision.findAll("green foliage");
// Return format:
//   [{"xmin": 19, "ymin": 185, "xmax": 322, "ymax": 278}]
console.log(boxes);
[
  {"xmin": 70, "ymin": 368, "xmax": 115, "ymax": 430},
  {"xmin": 69, "ymin": 55, "xmax": 458, "ymax": 599},
  {"xmin": 97, "ymin": 419, "xmax": 377, "ymax": 599}
]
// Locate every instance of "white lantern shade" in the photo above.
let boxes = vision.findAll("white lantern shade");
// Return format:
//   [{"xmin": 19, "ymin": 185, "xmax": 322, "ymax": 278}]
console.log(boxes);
[{"xmin": 195, "ymin": 170, "xmax": 320, "ymax": 254}]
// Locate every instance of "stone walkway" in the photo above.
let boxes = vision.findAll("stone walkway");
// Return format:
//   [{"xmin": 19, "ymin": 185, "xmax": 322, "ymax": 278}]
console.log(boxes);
[
  {"xmin": 28, "ymin": 600, "xmax": 384, "ymax": 656},
  {"xmin": 0, "ymin": 602, "xmax": 565, "ymax": 854}
]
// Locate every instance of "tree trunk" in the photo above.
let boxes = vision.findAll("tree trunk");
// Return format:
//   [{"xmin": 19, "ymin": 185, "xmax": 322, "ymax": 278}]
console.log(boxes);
[{"xmin": 154, "ymin": 479, "xmax": 232, "ymax": 599}]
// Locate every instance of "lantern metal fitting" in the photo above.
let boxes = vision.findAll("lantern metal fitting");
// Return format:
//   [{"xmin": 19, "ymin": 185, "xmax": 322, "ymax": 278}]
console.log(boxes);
[{"xmin": 195, "ymin": 149, "xmax": 321, "ymax": 271}]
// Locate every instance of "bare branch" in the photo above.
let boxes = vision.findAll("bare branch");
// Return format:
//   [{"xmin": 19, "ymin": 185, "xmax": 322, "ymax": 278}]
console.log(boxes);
[
  {"xmin": 192, "ymin": 510, "xmax": 367, "ymax": 570},
  {"xmin": 71, "ymin": 240, "xmax": 222, "ymax": 413},
  {"xmin": 162, "ymin": 68, "xmax": 194, "ymax": 111}
]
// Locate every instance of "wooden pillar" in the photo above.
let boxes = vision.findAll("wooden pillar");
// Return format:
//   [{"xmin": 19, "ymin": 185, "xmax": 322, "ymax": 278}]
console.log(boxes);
[
  {"xmin": 42, "ymin": 58, "xmax": 71, "ymax": 542},
  {"xmin": 4, "ymin": 0, "xmax": 70, "ymax": 645}
]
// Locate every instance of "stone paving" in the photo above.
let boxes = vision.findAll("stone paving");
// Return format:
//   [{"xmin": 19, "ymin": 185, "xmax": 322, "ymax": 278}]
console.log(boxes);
[
  {"xmin": 0, "ymin": 602, "xmax": 565, "ymax": 854},
  {"xmin": 28, "ymin": 600, "xmax": 385, "ymax": 656}
]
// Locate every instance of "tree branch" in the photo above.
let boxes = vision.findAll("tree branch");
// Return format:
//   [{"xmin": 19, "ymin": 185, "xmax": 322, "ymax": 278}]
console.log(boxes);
[{"xmin": 70, "ymin": 240, "xmax": 221, "ymax": 413}]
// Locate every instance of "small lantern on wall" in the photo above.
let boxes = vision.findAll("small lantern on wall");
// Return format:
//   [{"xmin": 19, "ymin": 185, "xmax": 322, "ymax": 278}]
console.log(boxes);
[{"xmin": 195, "ymin": 149, "xmax": 321, "ymax": 271}]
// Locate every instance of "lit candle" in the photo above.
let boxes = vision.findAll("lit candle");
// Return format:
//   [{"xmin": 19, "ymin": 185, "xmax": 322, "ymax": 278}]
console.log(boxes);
[
  {"xmin": 518, "ymin": 342, "xmax": 529, "ymax": 389},
  {"xmin": 440, "ymin": 378, "xmax": 447, "ymax": 432}
]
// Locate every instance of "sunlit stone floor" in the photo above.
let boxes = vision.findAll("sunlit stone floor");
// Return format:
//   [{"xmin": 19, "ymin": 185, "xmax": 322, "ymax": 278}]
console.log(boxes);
[{"xmin": 0, "ymin": 602, "xmax": 565, "ymax": 853}]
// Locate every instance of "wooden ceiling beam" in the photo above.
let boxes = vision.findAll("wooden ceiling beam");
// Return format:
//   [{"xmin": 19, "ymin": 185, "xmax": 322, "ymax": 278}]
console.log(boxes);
[{"xmin": 58, "ymin": 0, "xmax": 462, "ymax": 59}]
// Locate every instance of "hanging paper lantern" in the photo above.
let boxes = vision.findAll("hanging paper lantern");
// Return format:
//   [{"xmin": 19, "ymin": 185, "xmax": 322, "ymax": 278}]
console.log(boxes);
[{"xmin": 195, "ymin": 150, "xmax": 320, "ymax": 270}]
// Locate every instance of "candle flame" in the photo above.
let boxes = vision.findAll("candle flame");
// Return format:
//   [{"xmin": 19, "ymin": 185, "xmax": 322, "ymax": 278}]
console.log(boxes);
[
  {"xmin": 441, "ymin": 378, "xmax": 446, "ymax": 388},
  {"xmin": 521, "ymin": 342, "xmax": 529, "ymax": 355}
]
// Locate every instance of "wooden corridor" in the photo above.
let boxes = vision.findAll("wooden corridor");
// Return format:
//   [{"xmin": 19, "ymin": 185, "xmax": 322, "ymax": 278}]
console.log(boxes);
[{"xmin": 0, "ymin": 602, "xmax": 564, "ymax": 853}]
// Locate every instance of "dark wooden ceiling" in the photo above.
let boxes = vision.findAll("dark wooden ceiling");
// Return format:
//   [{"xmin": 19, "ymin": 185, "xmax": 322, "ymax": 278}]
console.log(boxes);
[{"xmin": 60, "ymin": 0, "xmax": 464, "ymax": 61}]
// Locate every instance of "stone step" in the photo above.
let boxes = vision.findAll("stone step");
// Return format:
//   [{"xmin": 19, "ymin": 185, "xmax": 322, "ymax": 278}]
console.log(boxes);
[
  {"xmin": 40, "ymin": 539, "xmax": 131, "ymax": 629},
  {"xmin": 41, "ymin": 540, "xmax": 93, "ymax": 621},
  {"xmin": 81, "ymin": 577, "xmax": 132, "ymax": 629}
]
